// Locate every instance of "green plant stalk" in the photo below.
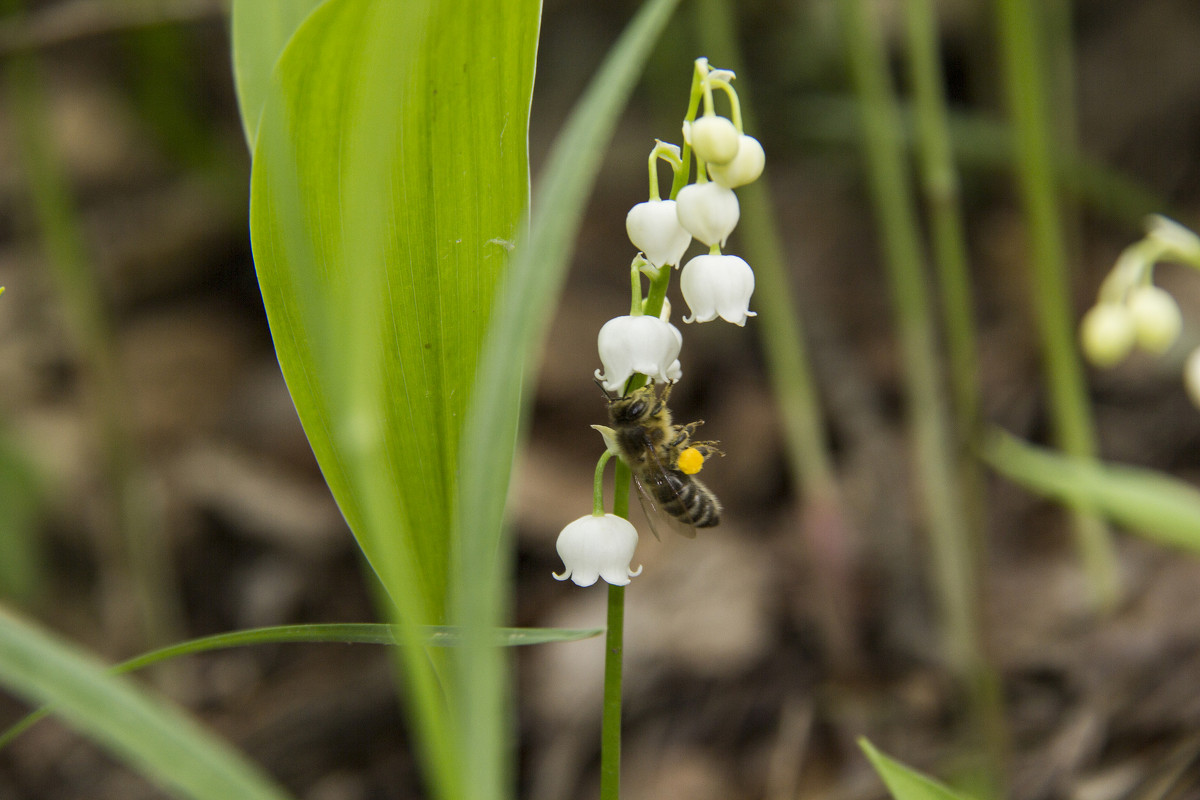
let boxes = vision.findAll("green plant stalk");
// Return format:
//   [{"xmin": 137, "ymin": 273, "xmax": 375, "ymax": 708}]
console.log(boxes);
[
  {"xmin": 836, "ymin": 0, "xmax": 979, "ymax": 681},
  {"xmin": 601, "ymin": 459, "xmax": 634, "ymax": 800},
  {"xmin": 599, "ymin": 249, "xmax": 672, "ymax": 800},
  {"xmin": 995, "ymin": 0, "xmax": 1119, "ymax": 609},
  {"xmin": 692, "ymin": 0, "xmax": 860, "ymax": 675},
  {"xmin": 693, "ymin": 0, "xmax": 835, "ymax": 496},
  {"xmin": 786, "ymin": 94, "xmax": 1173, "ymax": 227},
  {"xmin": 600, "ymin": 583, "xmax": 626, "ymax": 798},
  {"xmin": 600, "ymin": 578, "xmax": 626, "ymax": 800},
  {"xmin": 902, "ymin": 0, "xmax": 1007, "ymax": 790},
  {"xmin": 4, "ymin": 11, "xmax": 181, "ymax": 652},
  {"xmin": 903, "ymin": 0, "xmax": 980, "ymax": 453}
]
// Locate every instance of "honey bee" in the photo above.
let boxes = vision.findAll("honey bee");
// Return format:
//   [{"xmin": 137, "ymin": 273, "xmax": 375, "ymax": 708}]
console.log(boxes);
[{"xmin": 595, "ymin": 381, "xmax": 722, "ymax": 536}]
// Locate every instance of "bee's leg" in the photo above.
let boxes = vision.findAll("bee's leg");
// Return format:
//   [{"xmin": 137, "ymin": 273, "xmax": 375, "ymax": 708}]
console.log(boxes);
[
  {"xmin": 668, "ymin": 425, "xmax": 693, "ymax": 449},
  {"xmin": 660, "ymin": 382, "xmax": 675, "ymax": 403},
  {"xmin": 670, "ymin": 420, "xmax": 705, "ymax": 448},
  {"xmin": 691, "ymin": 441, "xmax": 724, "ymax": 458}
]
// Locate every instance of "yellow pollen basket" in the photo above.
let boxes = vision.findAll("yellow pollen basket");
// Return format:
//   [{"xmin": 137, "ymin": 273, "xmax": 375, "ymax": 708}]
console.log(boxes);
[{"xmin": 676, "ymin": 447, "xmax": 704, "ymax": 475}]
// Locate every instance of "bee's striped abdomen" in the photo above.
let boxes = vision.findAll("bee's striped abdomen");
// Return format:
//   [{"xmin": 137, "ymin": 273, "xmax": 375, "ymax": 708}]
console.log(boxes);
[{"xmin": 654, "ymin": 471, "xmax": 721, "ymax": 528}]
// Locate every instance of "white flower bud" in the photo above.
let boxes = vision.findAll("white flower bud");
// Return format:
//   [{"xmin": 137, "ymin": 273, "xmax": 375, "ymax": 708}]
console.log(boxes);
[
  {"xmin": 626, "ymin": 199, "xmax": 692, "ymax": 267},
  {"xmin": 553, "ymin": 514, "xmax": 643, "ymax": 587},
  {"xmin": 1080, "ymin": 302, "xmax": 1136, "ymax": 367},
  {"xmin": 690, "ymin": 115, "xmax": 740, "ymax": 165},
  {"xmin": 675, "ymin": 182, "xmax": 740, "ymax": 248},
  {"xmin": 594, "ymin": 314, "xmax": 683, "ymax": 393},
  {"xmin": 707, "ymin": 135, "xmax": 765, "ymax": 188},
  {"xmin": 1127, "ymin": 285, "xmax": 1182, "ymax": 354},
  {"xmin": 680, "ymin": 254, "xmax": 756, "ymax": 326}
]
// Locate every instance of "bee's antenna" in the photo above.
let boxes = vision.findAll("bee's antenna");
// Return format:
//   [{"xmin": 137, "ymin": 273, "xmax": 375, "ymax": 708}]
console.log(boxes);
[{"xmin": 594, "ymin": 376, "xmax": 615, "ymax": 401}]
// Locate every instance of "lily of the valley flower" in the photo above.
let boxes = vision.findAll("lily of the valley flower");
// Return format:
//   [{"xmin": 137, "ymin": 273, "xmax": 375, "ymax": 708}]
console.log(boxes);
[
  {"xmin": 595, "ymin": 314, "xmax": 683, "ymax": 393},
  {"xmin": 553, "ymin": 513, "xmax": 643, "ymax": 587},
  {"xmin": 1080, "ymin": 302, "xmax": 1136, "ymax": 367},
  {"xmin": 675, "ymin": 182, "xmax": 740, "ymax": 248},
  {"xmin": 1127, "ymin": 285, "xmax": 1182, "ymax": 354},
  {"xmin": 626, "ymin": 199, "xmax": 692, "ymax": 268},
  {"xmin": 681, "ymin": 254, "xmax": 756, "ymax": 326},
  {"xmin": 689, "ymin": 114, "xmax": 741, "ymax": 165},
  {"xmin": 708, "ymin": 135, "xmax": 764, "ymax": 188}
]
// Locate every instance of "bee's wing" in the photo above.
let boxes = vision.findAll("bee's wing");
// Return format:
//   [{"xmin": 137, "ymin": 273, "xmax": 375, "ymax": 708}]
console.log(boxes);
[
  {"xmin": 637, "ymin": 448, "xmax": 701, "ymax": 539},
  {"xmin": 630, "ymin": 471, "xmax": 699, "ymax": 540}
]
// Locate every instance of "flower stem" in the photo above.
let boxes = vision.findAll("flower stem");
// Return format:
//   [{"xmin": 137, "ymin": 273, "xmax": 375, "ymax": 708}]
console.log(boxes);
[
  {"xmin": 836, "ymin": 0, "xmax": 981, "ymax": 691},
  {"xmin": 996, "ymin": 0, "xmax": 1120, "ymax": 609},
  {"xmin": 594, "ymin": 451, "xmax": 614, "ymax": 516},
  {"xmin": 600, "ymin": 459, "xmax": 633, "ymax": 800},
  {"xmin": 599, "ymin": 582, "xmax": 626, "ymax": 800}
]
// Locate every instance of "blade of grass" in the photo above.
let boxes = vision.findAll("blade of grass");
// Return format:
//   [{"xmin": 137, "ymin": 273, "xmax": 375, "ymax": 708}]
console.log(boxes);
[
  {"xmin": 0, "ymin": 605, "xmax": 293, "ymax": 800},
  {"xmin": 900, "ymin": 2, "xmax": 1007, "ymax": 791},
  {"xmin": 4, "ymin": 0, "xmax": 181, "ymax": 651},
  {"xmin": 860, "ymin": 738, "xmax": 977, "ymax": 800},
  {"xmin": 0, "ymin": 623, "xmax": 603, "ymax": 750},
  {"xmin": 692, "ymin": 0, "xmax": 859, "ymax": 673},
  {"xmin": 995, "ymin": 0, "xmax": 1119, "ymax": 609},
  {"xmin": 836, "ymin": 0, "xmax": 979, "ymax": 683},
  {"xmin": 788, "ymin": 94, "xmax": 1173, "ymax": 227}
]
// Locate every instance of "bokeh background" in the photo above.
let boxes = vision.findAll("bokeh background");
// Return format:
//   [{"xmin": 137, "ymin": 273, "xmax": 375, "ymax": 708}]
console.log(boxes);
[{"xmin": 3, "ymin": 0, "xmax": 1200, "ymax": 798}]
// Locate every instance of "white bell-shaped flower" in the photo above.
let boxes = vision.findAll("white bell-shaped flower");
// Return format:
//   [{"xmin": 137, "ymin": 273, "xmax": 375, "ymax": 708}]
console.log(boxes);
[
  {"xmin": 708, "ymin": 134, "xmax": 765, "ymax": 188},
  {"xmin": 553, "ymin": 513, "xmax": 643, "ymax": 587},
  {"xmin": 1127, "ymin": 285, "xmax": 1182, "ymax": 354},
  {"xmin": 690, "ymin": 115, "xmax": 740, "ymax": 165},
  {"xmin": 626, "ymin": 199, "xmax": 692, "ymax": 268},
  {"xmin": 1080, "ymin": 302, "xmax": 1135, "ymax": 367},
  {"xmin": 675, "ymin": 182, "xmax": 740, "ymax": 248},
  {"xmin": 681, "ymin": 254, "xmax": 756, "ymax": 326},
  {"xmin": 594, "ymin": 314, "xmax": 683, "ymax": 393}
]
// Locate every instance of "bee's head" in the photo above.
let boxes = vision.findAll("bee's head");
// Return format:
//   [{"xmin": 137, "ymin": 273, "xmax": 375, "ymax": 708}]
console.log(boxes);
[{"xmin": 609, "ymin": 384, "xmax": 656, "ymax": 424}]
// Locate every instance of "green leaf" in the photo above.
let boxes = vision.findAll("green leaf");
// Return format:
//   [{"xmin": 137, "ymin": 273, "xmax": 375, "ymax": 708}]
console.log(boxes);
[
  {"xmin": 0, "ymin": 624, "xmax": 603, "ymax": 750},
  {"xmin": 0, "ymin": 434, "xmax": 42, "ymax": 599},
  {"xmin": 248, "ymin": 0, "xmax": 538, "ymax": 626},
  {"xmin": 982, "ymin": 427, "xmax": 1200, "ymax": 554},
  {"xmin": 247, "ymin": 1, "xmax": 540, "ymax": 797},
  {"xmin": 0, "ymin": 606, "xmax": 292, "ymax": 800},
  {"xmin": 860, "ymin": 739, "xmax": 976, "ymax": 800},
  {"xmin": 230, "ymin": 0, "xmax": 325, "ymax": 148}
]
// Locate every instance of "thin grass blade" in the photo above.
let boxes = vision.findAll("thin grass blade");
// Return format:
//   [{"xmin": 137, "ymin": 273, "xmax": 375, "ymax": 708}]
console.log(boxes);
[
  {"xmin": 860, "ymin": 738, "xmax": 976, "ymax": 800},
  {"xmin": 0, "ymin": 606, "xmax": 292, "ymax": 800}
]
